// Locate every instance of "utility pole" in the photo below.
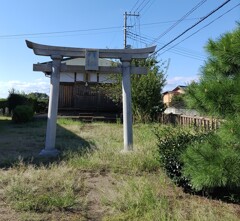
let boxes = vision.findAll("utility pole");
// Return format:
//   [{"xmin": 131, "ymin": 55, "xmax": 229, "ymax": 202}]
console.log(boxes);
[{"xmin": 123, "ymin": 12, "xmax": 139, "ymax": 49}]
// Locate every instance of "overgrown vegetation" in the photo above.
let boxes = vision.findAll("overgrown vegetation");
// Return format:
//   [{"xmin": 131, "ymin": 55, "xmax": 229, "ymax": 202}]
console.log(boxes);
[
  {"xmin": 169, "ymin": 94, "xmax": 187, "ymax": 108},
  {"xmin": 0, "ymin": 118, "xmax": 239, "ymax": 220},
  {"xmin": 185, "ymin": 24, "xmax": 240, "ymax": 117},
  {"xmin": 155, "ymin": 126, "xmax": 209, "ymax": 190},
  {"xmin": 7, "ymin": 89, "xmax": 48, "ymax": 116},
  {"xmin": 156, "ymin": 24, "xmax": 240, "ymax": 202},
  {"xmin": 0, "ymin": 98, "xmax": 7, "ymax": 115},
  {"xmin": 12, "ymin": 105, "xmax": 34, "ymax": 123},
  {"xmin": 99, "ymin": 57, "xmax": 166, "ymax": 122},
  {"xmin": 183, "ymin": 24, "xmax": 240, "ymax": 197},
  {"xmin": 2, "ymin": 164, "xmax": 85, "ymax": 212}
]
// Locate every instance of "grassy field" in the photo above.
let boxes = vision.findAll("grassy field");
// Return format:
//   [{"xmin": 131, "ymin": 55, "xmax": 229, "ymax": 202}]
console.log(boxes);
[{"xmin": 0, "ymin": 116, "xmax": 239, "ymax": 221}]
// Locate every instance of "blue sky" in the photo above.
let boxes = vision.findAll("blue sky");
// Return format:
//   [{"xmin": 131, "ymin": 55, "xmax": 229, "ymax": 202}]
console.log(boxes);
[{"xmin": 0, "ymin": 0, "xmax": 239, "ymax": 98}]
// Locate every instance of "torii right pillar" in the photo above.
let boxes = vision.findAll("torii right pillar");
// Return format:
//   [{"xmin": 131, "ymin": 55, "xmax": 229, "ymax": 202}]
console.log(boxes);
[{"xmin": 121, "ymin": 58, "xmax": 133, "ymax": 151}]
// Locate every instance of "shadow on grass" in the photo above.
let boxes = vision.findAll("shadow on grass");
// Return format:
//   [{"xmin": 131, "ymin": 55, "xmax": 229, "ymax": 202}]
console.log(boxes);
[{"xmin": 0, "ymin": 117, "xmax": 96, "ymax": 168}]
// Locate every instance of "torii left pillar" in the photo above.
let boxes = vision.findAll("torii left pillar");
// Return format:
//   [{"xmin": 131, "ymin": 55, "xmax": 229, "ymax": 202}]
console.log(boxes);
[
  {"xmin": 39, "ymin": 55, "xmax": 62, "ymax": 156},
  {"xmin": 121, "ymin": 58, "xmax": 133, "ymax": 151}
]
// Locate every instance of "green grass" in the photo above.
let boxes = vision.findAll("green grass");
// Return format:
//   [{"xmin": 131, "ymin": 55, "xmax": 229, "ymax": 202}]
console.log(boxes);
[
  {"xmin": 64, "ymin": 123, "xmax": 160, "ymax": 175},
  {"xmin": 2, "ymin": 163, "xmax": 85, "ymax": 212},
  {"xmin": 0, "ymin": 117, "xmax": 239, "ymax": 221}
]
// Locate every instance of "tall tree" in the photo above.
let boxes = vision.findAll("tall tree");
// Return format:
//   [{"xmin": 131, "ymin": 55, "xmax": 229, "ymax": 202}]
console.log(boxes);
[
  {"xmin": 99, "ymin": 58, "xmax": 166, "ymax": 122},
  {"xmin": 186, "ymin": 24, "xmax": 240, "ymax": 118},
  {"xmin": 182, "ymin": 24, "xmax": 240, "ymax": 194}
]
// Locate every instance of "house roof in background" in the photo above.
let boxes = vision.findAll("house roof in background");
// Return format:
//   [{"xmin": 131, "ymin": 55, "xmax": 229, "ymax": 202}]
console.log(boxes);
[{"xmin": 163, "ymin": 85, "xmax": 187, "ymax": 94}]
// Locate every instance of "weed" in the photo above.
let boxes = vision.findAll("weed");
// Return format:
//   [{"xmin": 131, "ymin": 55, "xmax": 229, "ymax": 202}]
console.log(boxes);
[{"xmin": 2, "ymin": 163, "xmax": 86, "ymax": 212}]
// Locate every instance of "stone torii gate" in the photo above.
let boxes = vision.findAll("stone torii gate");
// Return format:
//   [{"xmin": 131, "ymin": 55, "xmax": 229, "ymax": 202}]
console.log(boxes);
[{"xmin": 26, "ymin": 40, "xmax": 156, "ymax": 156}]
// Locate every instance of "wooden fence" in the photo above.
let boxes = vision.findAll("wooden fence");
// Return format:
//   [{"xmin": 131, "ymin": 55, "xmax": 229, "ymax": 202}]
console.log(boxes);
[{"xmin": 159, "ymin": 113, "xmax": 221, "ymax": 131}]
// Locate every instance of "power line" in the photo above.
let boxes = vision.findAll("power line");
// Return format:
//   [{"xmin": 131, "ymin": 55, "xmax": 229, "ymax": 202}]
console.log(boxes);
[
  {"xmin": 141, "ymin": 17, "xmax": 202, "ymax": 27},
  {"xmin": 159, "ymin": 2, "xmax": 240, "ymax": 56},
  {"xmin": 0, "ymin": 26, "xmax": 122, "ymax": 38},
  {"xmin": 138, "ymin": 0, "xmax": 152, "ymax": 13},
  {"xmin": 127, "ymin": 32, "xmax": 206, "ymax": 61},
  {"xmin": 153, "ymin": 0, "xmax": 231, "ymax": 54},
  {"xmin": 135, "ymin": 0, "xmax": 148, "ymax": 12},
  {"xmin": 0, "ymin": 17, "xmax": 202, "ymax": 39},
  {"xmin": 130, "ymin": 0, "xmax": 141, "ymax": 12},
  {"xmin": 151, "ymin": 0, "xmax": 208, "ymax": 45},
  {"xmin": 140, "ymin": 0, "xmax": 157, "ymax": 17},
  {"xmin": 129, "ymin": 31, "xmax": 205, "ymax": 57}
]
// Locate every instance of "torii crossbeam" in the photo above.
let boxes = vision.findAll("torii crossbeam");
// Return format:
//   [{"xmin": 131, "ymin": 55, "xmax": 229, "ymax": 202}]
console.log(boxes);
[{"xmin": 26, "ymin": 40, "xmax": 156, "ymax": 156}]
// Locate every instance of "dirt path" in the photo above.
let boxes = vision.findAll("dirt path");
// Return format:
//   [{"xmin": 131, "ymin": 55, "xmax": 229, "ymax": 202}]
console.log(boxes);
[
  {"xmin": 82, "ymin": 171, "xmax": 118, "ymax": 220},
  {"xmin": 0, "ymin": 192, "xmax": 20, "ymax": 221}
]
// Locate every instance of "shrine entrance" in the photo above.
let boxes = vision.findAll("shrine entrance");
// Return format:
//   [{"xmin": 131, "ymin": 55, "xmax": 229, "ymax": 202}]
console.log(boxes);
[{"xmin": 26, "ymin": 40, "xmax": 156, "ymax": 156}]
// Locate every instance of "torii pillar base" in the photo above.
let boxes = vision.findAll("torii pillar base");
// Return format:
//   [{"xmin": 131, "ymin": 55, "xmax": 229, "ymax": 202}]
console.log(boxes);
[{"xmin": 39, "ymin": 148, "xmax": 59, "ymax": 157}]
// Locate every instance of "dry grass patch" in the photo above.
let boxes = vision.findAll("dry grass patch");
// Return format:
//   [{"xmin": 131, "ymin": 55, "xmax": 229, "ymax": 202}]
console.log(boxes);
[
  {"xmin": 0, "ymin": 118, "xmax": 239, "ymax": 220},
  {"xmin": 0, "ymin": 162, "xmax": 87, "ymax": 214},
  {"xmin": 102, "ymin": 174, "xmax": 240, "ymax": 221}
]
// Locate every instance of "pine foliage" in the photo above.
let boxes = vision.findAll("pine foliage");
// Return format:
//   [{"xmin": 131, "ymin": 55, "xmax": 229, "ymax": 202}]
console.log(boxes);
[
  {"xmin": 186, "ymin": 24, "xmax": 240, "ymax": 118},
  {"xmin": 182, "ymin": 24, "xmax": 240, "ymax": 197}
]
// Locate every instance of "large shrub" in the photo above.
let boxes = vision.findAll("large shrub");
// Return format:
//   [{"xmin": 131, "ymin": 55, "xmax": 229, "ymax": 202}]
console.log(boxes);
[
  {"xmin": 155, "ymin": 126, "xmax": 208, "ymax": 190},
  {"xmin": 98, "ymin": 58, "xmax": 166, "ymax": 122},
  {"xmin": 12, "ymin": 105, "xmax": 34, "ymax": 123},
  {"xmin": 8, "ymin": 92, "xmax": 28, "ymax": 114},
  {"xmin": 27, "ymin": 92, "xmax": 48, "ymax": 113},
  {"xmin": 7, "ymin": 90, "xmax": 48, "ymax": 114}
]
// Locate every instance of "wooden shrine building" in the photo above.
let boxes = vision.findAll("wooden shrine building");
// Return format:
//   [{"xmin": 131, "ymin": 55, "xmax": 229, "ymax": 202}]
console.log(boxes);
[{"xmin": 44, "ymin": 57, "xmax": 120, "ymax": 113}]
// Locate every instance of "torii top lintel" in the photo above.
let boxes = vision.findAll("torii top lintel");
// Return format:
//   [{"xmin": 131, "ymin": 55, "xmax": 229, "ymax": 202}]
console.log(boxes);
[{"xmin": 26, "ymin": 40, "xmax": 156, "ymax": 60}]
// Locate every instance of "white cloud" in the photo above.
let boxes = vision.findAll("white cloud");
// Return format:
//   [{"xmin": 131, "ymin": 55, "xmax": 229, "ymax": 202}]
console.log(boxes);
[
  {"xmin": 0, "ymin": 78, "xmax": 50, "ymax": 98},
  {"xmin": 164, "ymin": 75, "xmax": 199, "ymax": 92}
]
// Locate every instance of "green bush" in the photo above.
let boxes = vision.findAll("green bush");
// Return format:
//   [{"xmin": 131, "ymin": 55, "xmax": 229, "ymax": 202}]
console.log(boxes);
[
  {"xmin": 182, "ymin": 122, "xmax": 240, "ymax": 198},
  {"xmin": 7, "ymin": 93, "xmax": 28, "ymax": 114},
  {"xmin": 12, "ymin": 105, "xmax": 34, "ymax": 123},
  {"xmin": 182, "ymin": 137, "xmax": 240, "ymax": 190},
  {"xmin": 155, "ymin": 126, "xmax": 208, "ymax": 190},
  {"xmin": 0, "ymin": 99, "xmax": 7, "ymax": 115},
  {"xmin": 27, "ymin": 92, "xmax": 48, "ymax": 113}
]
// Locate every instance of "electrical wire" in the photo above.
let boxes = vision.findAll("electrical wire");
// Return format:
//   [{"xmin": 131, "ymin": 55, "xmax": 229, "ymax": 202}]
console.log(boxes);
[
  {"xmin": 0, "ymin": 17, "xmax": 203, "ymax": 40},
  {"xmin": 153, "ymin": 0, "xmax": 231, "ymax": 54},
  {"xmin": 138, "ymin": 0, "xmax": 152, "ymax": 13},
  {"xmin": 140, "ymin": 17, "xmax": 202, "ymax": 27},
  {"xmin": 158, "ymin": 2, "xmax": 240, "ymax": 56},
  {"xmin": 127, "ymin": 32, "xmax": 206, "ymax": 60},
  {"xmin": 130, "ymin": 0, "xmax": 141, "ymax": 12},
  {"xmin": 128, "ymin": 31, "xmax": 205, "ymax": 57},
  {"xmin": 140, "ymin": 0, "xmax": 157, "ymax": 17},
  {"xmin": 151, "ymin": 0, "xmax": 208, "ymax": 45},
  {"xmin": 0, "ymin": 26, "xmax": 122, "ymax": 38},
  {"xmin": 135, "ymin": 0, "xmax": 149, "ymax": 13}
]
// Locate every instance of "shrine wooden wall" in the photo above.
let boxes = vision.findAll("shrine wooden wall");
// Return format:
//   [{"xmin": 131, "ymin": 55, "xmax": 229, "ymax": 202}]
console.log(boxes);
[{"xmin": 58, "ymin": 82, "xmax": 120, "ymax": 112}]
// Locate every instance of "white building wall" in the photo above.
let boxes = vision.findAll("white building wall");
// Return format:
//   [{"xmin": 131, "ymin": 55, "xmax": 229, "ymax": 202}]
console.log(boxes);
[
  {"xmin": 60, "ymin": 58, "xmax": 117, "ymax": 83},
  {"xmin": 89, "ymin": 73, "xmax": 97, "ymax": 82},
  {"xmin": 60, "ymin": 73, "xmax": 74, "ymax": 82},
  {"xmin": 76, "ymin": 73, "xmax": 84, "ymax": 82}
]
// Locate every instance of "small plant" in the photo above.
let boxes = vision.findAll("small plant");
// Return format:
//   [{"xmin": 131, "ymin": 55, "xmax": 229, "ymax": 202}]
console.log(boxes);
[{"xmin": 12, "ymin": 105, "xmax": 34, "ymax": 123}]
